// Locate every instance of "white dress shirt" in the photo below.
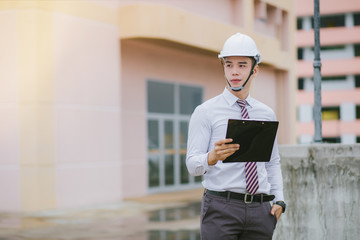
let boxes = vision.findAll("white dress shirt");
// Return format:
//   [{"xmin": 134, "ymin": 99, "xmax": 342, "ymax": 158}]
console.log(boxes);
[{"xmin": 186, "ymin": 88, "xmax": 284, "ymax": 202}]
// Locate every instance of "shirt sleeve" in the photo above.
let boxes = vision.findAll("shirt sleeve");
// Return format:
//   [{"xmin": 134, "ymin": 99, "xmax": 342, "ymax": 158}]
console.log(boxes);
[
  {"xmin": 186, "ymin": 105, "xmax": 212, "ymax": 176},
  {"xmin": 265, "ymin": 112, "xmax": 284, "ymax": 203}
]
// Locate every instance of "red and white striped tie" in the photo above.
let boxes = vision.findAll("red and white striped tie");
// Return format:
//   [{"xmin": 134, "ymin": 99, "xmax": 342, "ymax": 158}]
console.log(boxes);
[{"xmin": 237, "ymin": 99, "xmax": 259, "ymax": 195}]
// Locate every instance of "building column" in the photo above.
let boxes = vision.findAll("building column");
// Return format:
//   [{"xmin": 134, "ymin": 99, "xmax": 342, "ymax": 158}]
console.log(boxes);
[{"xmin": 18, "ymin": 8, "xmax": 56, "ymax": 212}]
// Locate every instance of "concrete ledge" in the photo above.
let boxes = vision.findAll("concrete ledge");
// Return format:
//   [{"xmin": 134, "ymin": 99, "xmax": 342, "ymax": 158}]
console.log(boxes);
[{"xmin": 275, "ymin": 144, "xmax": 360, "ymax": 240}]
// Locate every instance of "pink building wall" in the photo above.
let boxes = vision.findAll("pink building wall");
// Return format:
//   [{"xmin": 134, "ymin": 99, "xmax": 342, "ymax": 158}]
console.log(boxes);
[
  {"xmin": 53, "ymin": 12, "xmax": 122, "ymax": 208},
  {"xmin": 296, "ymin": 0, "xmax": 360, "ymax": 16},
  {"xmin": 0, "ymin": 10, "xmax": 21, "ymax": 211},
  {"xmin": 0, "ymin": 0, "xmax": 296, "ymax": 211}
]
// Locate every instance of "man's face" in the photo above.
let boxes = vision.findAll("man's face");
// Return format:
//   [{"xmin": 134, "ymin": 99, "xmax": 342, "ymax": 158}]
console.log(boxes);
[{"xmin": 223, "ymin": 56, "xmax": 256, "ymax": 91}]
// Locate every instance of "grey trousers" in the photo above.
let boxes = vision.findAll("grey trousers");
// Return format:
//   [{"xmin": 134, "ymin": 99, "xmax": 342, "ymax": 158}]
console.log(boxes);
[{"xmin": 201, "ymin": 192, "xmax": 278, "ymax": 240}]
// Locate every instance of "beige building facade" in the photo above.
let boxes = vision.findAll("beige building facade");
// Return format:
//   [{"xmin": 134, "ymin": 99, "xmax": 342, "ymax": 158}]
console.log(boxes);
[{"xmin": 0, "ymin": 0, "xmax": 296, "ymax": 212}]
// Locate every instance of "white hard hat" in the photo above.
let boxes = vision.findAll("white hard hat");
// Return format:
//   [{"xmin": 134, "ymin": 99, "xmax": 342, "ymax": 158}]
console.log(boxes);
[{"xmin": 218, "ymin": 33, "xmax": 262, "ymax": 64}]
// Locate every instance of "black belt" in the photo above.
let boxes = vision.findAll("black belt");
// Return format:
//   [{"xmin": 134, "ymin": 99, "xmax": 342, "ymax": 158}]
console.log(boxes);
[{"xmin": 206, "ymin": 189, "xmax": 275, "ymax": 203}]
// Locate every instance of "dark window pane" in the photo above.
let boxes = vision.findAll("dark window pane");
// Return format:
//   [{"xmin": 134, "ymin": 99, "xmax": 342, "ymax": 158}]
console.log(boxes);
[
  {"xmin": 297, "ymin": 48, "xmax": 303, "ymax": 60},
  {"xmin": 310, "ymin": 76, "xmax": 346, "ymax": 82},
  {"xmin": 311, "ymin": 45, "xmax": 346, "ymax": 52},
  {"xmin": 322, "ymin": 137, "xmax": 341, "ymax": 143},
  {"xmin": 322, "ymin": 76, "xmax": 346, "ymax": 81},
  {"xmin": 180, "ymin": 121, "xmax": 188, "ymax": 149},
  {"xmin": 320, "ymin": 45, "xmax": 345, "ymax": 51},
  {"xmin": 311, "ymin": 14, "xmax": 345, "ymax": 28},
  {"xmin": 148, "ymin": 156, "xmax": 160, "ymax": 187},
  {"xmin": 164, "ymin": 121, "xmax": 174, "ymax": 149},
  {"xmin": 147, "ymin": 81, "xmax": 174, "ymax": 113},
  {"xmin": 297, "ymin": 18, "xmax": 303, "ymax": 29},
  {"xmin": 356, "ymin": 105, "xmax": 360, "ymax": 119},
  {"xmin": 322, "ymin": 15, "xmax": 345, "ymax": 27},
  {"xmin": 298, "ymin": 78, "xmax": 304, "ymax": 90},
  {"xmin": 179, "ymin": 85, "xmax": 202, "ymax": 114},
  {"xmin": 148, "ymin": 120, "xmax": 159, "ymax": 150},
  {"xmin": 354, "ymin": 12, "xmax": 360, "ymax": 26},
  {"xmin": 165, "ymin": 155, "xmax": 174, "ymax": 185},
  {"xmin": 356, "ymin": 75, "xmax": 360, "ymax": 88},
  {"xmin": 355, "ymin": 44, "xmax": 360, "ymax": 57}
]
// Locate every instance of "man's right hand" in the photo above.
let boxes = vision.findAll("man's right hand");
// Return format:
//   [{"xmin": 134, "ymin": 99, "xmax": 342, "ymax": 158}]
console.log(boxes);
[{"xmin": 207, "ymin": 139, "xmax": 240, "ymax": 165}]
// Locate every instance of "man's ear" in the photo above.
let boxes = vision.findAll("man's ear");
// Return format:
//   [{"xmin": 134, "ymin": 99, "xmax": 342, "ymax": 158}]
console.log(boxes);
[{"xmin": 252, "ymin": 65, "xmax": 259, "ymax": 76}]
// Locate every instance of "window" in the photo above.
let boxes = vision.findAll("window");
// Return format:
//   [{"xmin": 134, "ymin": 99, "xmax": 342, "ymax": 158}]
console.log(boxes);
[
  {"xmin": 322, "ymin": 76, "xmax": 346, "ymax": 81},
  {"xmin": 147, "ymin": 81, "xmax": 174, "ymax": 114},
  {"xmin": 357, "ymin": 136, "xmax": 360, "ymax": 143},
  {"xmin": 356, "ymin": 105, "xmax": 360, "ymax": 119},
  {"xmin": 322, "ymin": 106, "xmax": 340, "ymax": 120},
  {"xmin": 297, "ymin": 18, "xmax": 303, "ymax": 30},
  {"xmin": 355, "ymin": 44, "xmax": 360, "ymax": 57},
  {"xmin": 253, "ymin": 0, "xmax": 286, "ymax": 43},
  {"xmin": 311, "ymin": 45, "xmax": 346, "ymax": 52},
  {"xmin": 320, "ymin": 45, "xmax": 345, "ymax": 51},
  {"xmin": 254, "ymin": 0, "xmax": 267, "ymax": 21},
  {"xmin": 297, "ymin": 48, "xmax": 303, "ymax": 60},
  {"xmin": 309, "ymin": 76, "xmax": 346, "ymax": 83},
  {"xmin": 322, "ymin": 137, "xmax": 341, "ymax": 143},
  {"xmin": 354, "ymin": 12, "xmax": 360, "ymax": 26},
  {"xmin": 311, "ymin": 14, "xmax": 345, "ymax": 28},
  {"xmin": 148, "ymin": 120, "xmax": 159, "ymax": 187},
  {"xmin": 298, "ymin": 78, "xmax": 304, "ymax": 90},
  {"xmin": 355, "ymin": 75, "xmax": 360, "ymax": 88},
  {"xmin": 179, "ymin": 85, "xmax": 202, "ymax": 115},
  {"xmin": 147, "ymin": 80, "xmax": 203, "ymax": 191}
]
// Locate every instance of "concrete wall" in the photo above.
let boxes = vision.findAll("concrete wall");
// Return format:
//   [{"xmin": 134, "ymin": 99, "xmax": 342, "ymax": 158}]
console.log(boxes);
[{"xmin": 275, "ymin": 144, "xmax": 360, "ymax": 240}]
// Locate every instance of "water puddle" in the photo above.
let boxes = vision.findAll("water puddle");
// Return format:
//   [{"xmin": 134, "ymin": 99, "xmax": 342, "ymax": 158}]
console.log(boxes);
[
  {"xmin": 148, "ymin": 201, "xmax": 201, "ymax": 222},
  {"xmin": 148, "ymin": 229, "xmax": 200, "ymax": 240},
  {"xmin": 0, "ymin": 201, "xmax": 202, "ymax": 240}
]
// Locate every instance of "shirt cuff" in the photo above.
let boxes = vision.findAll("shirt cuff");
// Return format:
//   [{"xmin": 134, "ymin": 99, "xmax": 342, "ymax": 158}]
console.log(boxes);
[{"xmin": 272, "ymin": 192, "xmax": 285, "ymax": 203}]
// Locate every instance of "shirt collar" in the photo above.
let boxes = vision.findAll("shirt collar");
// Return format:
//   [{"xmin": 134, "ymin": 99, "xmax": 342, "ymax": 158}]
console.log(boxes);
[{"xmin": 222, "ymin": 87, "xmax": 253, "ymax": 108}]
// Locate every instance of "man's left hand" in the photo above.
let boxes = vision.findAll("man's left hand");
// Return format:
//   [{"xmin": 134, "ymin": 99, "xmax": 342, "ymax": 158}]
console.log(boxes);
[{"xmin": 270, "ymin": 204, "xmax": 283, "ymax": 220}]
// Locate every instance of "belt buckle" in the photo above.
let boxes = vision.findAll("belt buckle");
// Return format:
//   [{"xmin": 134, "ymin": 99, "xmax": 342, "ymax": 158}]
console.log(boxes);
[{"xmin": 244, "ymin": 193, "xmax": 253, "ymax": 204}]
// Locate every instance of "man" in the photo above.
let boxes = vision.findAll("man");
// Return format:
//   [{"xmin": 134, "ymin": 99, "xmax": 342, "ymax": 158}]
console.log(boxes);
[{"xmin": 186, "ymin": 33, "xmax": 286, "ymax": 240}]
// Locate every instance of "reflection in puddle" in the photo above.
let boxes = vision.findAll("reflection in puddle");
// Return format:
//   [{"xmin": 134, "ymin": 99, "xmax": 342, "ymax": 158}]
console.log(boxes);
[
  {"xmin": 148, "ymin": 230, "xmax": 200, "ymax": 240},
  {"xmin": 0, "ymin": 201, "xmax": 202, "ymax": 240},
  {"xmin": 146, "ymin": 202, "xmax": 201, "ymax": 240},
  {"xmin": 148, "ymin": 202, "xmax": 201, "ymax": 222}
]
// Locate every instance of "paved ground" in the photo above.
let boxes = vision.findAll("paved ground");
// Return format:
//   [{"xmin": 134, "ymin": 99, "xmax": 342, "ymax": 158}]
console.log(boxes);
[{"xmin": 0, "ymin": 188, "xmax": 203, "ymax": 240}]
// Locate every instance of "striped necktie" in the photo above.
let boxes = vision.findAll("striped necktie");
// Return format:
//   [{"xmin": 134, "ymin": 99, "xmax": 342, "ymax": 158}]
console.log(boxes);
[{"xmin": 236, "ymin": 99, "xmax": 259, "ymax": 195}]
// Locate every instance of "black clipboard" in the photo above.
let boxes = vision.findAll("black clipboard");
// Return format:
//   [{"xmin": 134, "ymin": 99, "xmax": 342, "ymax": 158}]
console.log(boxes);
[{"xmin": 223, "ymin": 119, "xmax": 279, "ymax": 163}]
